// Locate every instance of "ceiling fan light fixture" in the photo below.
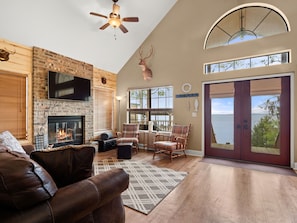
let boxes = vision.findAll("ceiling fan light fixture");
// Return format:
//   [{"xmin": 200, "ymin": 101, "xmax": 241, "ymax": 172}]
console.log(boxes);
[
  {"xmin": 90, "ymin": 0, "xmax": 138, "ymax": 33},
  {"xmin": 109, "ymin": 15, "xmax": 121, "ymax": 27}
]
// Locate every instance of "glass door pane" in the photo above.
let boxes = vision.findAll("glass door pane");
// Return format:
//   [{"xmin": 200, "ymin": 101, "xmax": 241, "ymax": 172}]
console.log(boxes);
[
  {"xmin": 210, "ymin": 83, "xmax": 234, "ymax": 151},
  {"xmin": 250, "ymin": 79, "xmax": 281, "ymax": 155}
]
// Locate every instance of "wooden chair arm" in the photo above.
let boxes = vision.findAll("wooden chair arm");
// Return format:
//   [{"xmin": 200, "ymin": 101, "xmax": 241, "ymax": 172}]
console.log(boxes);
[
  {"xmin": 176, "ymin": 136, "xmax": 186, "ymax": 143},
  {"xmin": 116, "ymin": 132, "xmax": 122, "ymax": 138},
  {"xmin": 176, "ymin": 137, "xmax": 187, "ymax": 149},
  {"xmin": 155, "ymin": 134, "xmax": 162, "ymax": 141},
  {"xmin": 155, "ymin": 134, "xmax": 170, "ymax": 141}
]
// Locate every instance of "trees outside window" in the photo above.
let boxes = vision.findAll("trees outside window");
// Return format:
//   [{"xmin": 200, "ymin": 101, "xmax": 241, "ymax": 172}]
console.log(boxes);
[{"xmin": 251, "ymin": 96, "xmax": 280, "ymax": 148}]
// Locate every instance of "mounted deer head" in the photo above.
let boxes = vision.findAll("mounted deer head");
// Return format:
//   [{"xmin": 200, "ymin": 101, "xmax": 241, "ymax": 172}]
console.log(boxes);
[
  {"xmin": 138, "ymin": 45, "xmax": 153, "ymax": 81},
  {"xmin": 0, "ymin": 48, "xmax": 16, "ymax": 62}
]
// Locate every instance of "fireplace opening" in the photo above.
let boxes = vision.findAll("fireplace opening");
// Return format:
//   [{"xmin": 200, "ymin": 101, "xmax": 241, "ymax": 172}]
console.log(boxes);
[{"xmin": 48, "ymin": 116, "xmax": 84, "ymax": 147}]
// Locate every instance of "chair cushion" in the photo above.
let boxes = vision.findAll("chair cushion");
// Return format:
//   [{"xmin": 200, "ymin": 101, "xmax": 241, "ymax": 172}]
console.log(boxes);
[
  {"xmin": 30, "ymin": 145, "xmax": 95, "ymax": 188},
  {"xmin": 0, "ymin": 146, "xmax": 58, "ymax": 210},
  {"xmin": 0, "ymin": 131, "xmax": 26, "ymax": 155},
  {"xmin": 154, "ymin": 141, "xmax": 177, "ymax": 150}
]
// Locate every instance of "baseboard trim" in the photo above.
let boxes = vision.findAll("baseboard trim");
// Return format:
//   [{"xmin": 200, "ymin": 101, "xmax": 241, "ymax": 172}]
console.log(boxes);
[
  {"xmin": 139, "ymin": 148, "xmax": 203, "ymax": 157},
  {"xmin": 185, "ymin": 149, "xmax": 203, "ymax": 157},
  {"xmin": 294, "ymin": 162, "xmax": 297, "ymax": 170}
]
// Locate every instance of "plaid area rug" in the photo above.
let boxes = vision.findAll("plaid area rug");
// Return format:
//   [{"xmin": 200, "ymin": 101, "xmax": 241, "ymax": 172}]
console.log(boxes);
[{"xmin": 93, "ymin": 158, "xmax": 187, "ymax": 215}]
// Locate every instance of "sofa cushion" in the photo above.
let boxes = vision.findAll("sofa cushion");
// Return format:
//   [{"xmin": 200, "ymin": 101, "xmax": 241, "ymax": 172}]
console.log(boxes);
[
  {"xmin": 31, "ymin": 145, "xmax": 95, "ymax": 188},
  {"xmin": 0, "ymin": 131, "xmax": 26, "ymax": 155},
  {"xmin": 0, "ymin": 146, "xmax": 58, "ymax": 210}
]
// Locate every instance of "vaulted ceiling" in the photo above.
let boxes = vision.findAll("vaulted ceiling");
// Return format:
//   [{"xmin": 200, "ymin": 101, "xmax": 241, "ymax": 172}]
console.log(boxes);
[{"xmin": 0, "ymin": 0, "xmax": 177, "ymax": 73}]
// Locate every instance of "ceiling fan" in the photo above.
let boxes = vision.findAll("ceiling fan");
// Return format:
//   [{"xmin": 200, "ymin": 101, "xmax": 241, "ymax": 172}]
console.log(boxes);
[{"xmin": 90, "ymin": 0, "xmax": 139, "ymax": 33}]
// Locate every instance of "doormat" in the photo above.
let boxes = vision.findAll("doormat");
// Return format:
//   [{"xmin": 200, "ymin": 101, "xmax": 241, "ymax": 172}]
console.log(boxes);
[
  {"xmin": 201, "ymin": 157, "xmax": 296, "ymax": 176},
  {"xmin": 93, "ymin": 158, "xmax": 187, "ymax": 214}
]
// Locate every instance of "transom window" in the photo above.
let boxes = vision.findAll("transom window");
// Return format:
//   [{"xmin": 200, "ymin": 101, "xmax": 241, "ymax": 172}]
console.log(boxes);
[
  {"xmin": 205, "ymin": 51, "xmax": 290, "ymax": 74},
  {"xmin": 205, "ymin": 4, "xmax": 289, "ymax": 49},
  {"xmin": 128, "ymin": 86, "xmax": 173, "ymax": 131}
]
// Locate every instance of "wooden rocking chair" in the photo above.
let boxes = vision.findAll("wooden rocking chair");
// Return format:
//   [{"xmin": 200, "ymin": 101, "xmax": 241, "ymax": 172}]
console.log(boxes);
[{"xmin": 153, "ymin": 124, "xmax": 191, "ymax": 162}]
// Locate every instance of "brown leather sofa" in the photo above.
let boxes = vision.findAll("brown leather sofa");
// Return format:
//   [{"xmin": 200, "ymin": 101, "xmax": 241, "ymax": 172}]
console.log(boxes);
[{"xmin": 0, "ymin": 144, "xmax": 129, "ymax": 223}]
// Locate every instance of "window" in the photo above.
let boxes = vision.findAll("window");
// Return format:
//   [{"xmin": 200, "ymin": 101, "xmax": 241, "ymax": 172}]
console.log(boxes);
[
  {"xmin": 0, "ymin": 73, "xmax": 27, "ymax": 139},
  {"xmin": 205, "ymin": 51, "xmax": 289, "ymax": 74},
  {"xmin": 205, "ymin": 4, "xmax": 289, "ymax": 49},
  {"xmin": 128, "ymin": 86, "xmax": 173, "ymax": 131},
  {"xmin": 93, "ymin": 88, "xmax": 115, "ymax": 132}
]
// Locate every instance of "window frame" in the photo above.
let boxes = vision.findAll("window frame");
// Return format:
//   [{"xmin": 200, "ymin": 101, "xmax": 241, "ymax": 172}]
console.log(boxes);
[
  {"xmin": 204, "ymin": 4, "xmax": 290, "ymax": 49},
  {"xmin": 93, "ymin": 87, "xmax": 115, "ymax": 133},
  {"xmin": 0, "ymin": 72, "xmax": 28, "ymax": 140},
  {"xmin": 204, "ymin": 50, "xmax": 290, "ymax": 74},
  {"xmin": 127, "ymin": 86, "xmax": 174, "ymax": 132}
]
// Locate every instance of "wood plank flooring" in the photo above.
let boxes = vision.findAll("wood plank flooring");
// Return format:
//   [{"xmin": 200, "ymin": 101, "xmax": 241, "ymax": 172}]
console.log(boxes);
[{"xmin": 94, "ymin": 149, "xmax": 297, "ymax": 223}]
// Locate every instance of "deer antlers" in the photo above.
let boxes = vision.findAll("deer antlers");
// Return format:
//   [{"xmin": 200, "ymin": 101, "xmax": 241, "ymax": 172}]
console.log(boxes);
[
  {"xmin": 0, "ymin": 48, "xmax": 16, "ymax": 62},
  {"xmin": 139, "ymin": 45, "xmax": 153, "ymax": 61},
  {"xmin": 138, "ymin": 45, "xmax": 153, "ymax": 81}
]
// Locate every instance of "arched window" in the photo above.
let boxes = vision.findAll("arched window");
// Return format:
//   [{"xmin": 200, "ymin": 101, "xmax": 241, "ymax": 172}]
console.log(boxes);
[{"xmin": 204, "ymin": 4, "xmax": 290, "ymax": 49}]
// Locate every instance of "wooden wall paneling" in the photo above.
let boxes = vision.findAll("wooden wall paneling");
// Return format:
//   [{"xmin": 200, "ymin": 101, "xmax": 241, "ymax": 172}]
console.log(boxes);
[
  {"xmin": 0, "ymin": 39, "xmax": 32, "ymax": 74},
  {"xmin": 0, "ymin": 38, "xmax": 33, "ymax": 145},
  {"xmin": 93, "ymin": 67, "xmax": 117, "ymax": 134},
  {"xmin": 93, "ymin": 67, "xmax": 117, "ymax": 89}
]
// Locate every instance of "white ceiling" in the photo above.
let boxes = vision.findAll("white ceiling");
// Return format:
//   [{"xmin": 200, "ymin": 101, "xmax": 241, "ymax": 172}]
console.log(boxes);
[{"xmin": 0, "ymin": 0, "xmax": 177, "ymax": 73}]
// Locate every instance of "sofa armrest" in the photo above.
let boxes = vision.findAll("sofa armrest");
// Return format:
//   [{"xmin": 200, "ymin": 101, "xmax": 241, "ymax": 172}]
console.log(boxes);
[
  {"xmin": 1, "ymin": 168, "xmax": 129, "ymax": 223},
  {"xmin": 51, "ymin": 168, "xmax": 129, "ymax": 222},
  {"xmin": 88, "ymin": 168, "xmax": 129, "ymax": 206}
]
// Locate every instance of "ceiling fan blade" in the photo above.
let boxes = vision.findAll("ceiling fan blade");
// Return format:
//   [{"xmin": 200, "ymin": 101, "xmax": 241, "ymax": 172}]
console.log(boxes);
[
  {"xmin": 119, "ymin": 24, "xmax": 128, "ymax": 33},
  {"xmin": 122, "ymin": 17, "xmax": 139, "ymax": 22},
  {"xmin": 100, "ymin": 23, "xmax": 110, "ymax": 30},
  {"xmin": 90, "ymin": 12, "xmax": 108, "ymax": 19}
]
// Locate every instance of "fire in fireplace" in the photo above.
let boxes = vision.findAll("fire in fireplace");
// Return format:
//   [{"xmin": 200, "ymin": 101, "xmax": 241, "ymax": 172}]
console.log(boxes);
[{"xmin": 48, "ymin": 116, "xmax": 84, "ymax": 147}]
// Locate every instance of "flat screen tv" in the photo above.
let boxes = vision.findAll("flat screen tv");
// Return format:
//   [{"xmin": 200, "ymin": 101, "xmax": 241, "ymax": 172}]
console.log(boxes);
[{"xmin": 48, "ymin": 71, "xmax": 91, "ymax": 101}]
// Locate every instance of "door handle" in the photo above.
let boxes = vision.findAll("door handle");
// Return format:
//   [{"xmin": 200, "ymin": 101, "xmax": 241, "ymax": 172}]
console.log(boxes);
[{"xmin": 243, "ymin": 120, "xmax": 249, "ymax": 129}]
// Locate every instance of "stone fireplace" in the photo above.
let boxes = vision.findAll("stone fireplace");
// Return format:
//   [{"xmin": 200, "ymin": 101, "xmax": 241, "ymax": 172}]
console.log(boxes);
[{"xmin": 48, "ymin": 116, "xmax": 84, "ymax": 147}]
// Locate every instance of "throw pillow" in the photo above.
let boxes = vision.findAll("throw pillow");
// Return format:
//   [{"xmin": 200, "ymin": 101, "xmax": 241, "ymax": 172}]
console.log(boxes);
[
  {"xmin": 0, "ymin": 148, "xmax": 58, "ymax": 210},
  {"xmin": 0, "ymin": 131, "xmax": 26, "ymax": 154},
  {"xmin": 100, "ymin": 131, "xmax": 114, "ymax": 140},
  {"xmin": 31, "ymin": 146, "xmax": 95, "ymax": 188}
]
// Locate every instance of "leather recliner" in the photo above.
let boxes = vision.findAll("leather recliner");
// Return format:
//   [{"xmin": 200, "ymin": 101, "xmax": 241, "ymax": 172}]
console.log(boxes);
[{"xmin": 0, "ymin": 145, "xmax": 129, "ymax": 223}]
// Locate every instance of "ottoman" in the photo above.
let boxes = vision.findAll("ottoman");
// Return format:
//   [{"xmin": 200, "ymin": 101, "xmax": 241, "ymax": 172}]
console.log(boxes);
[{"xmin": 117, "ymin": 142, "xmax": 133, "ymax": 159}]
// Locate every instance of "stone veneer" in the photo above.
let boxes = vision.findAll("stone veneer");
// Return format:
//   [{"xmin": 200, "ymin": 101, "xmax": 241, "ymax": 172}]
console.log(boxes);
[{"xmin": 33, "ymin": 47, "xmax": 93, "ymax": 145}]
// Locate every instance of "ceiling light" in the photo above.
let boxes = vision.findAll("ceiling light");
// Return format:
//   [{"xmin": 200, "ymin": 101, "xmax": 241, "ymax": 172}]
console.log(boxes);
[{"xmin": 109, "ymin": 15, "xmax": 121, "ymax": 27}]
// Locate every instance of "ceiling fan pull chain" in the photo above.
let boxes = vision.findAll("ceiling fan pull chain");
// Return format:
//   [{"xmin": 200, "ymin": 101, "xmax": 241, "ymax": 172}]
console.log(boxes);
[{"xmin": 114, "ymin": 28, "xmax": 117, "ymax": 40}]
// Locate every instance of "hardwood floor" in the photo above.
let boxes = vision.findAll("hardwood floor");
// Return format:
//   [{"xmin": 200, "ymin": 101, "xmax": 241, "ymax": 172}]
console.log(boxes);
[{"xmin": 94, "ymin": 149, "xmax": 297, "ymax": 223}]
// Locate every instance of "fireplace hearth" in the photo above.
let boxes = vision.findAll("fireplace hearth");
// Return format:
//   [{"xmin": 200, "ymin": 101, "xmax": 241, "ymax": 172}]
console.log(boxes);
[{"xmin": 48, "ymin": 116, "xmax": 84, "ymax": 147}]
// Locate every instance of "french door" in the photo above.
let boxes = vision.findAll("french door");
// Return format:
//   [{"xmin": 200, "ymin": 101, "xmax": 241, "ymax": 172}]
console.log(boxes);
[{"xmin": 204, "ymin": 76, "xmax": 290, "ymax": 166}]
